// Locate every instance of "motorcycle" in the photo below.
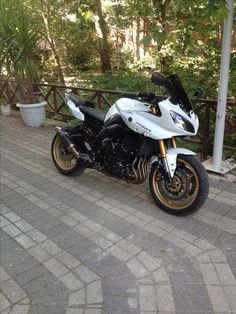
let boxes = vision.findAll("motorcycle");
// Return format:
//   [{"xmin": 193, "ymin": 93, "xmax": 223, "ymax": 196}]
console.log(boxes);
[{"xmin": 51, "ymin": 72, "xmax": 209, "ymax": 215}]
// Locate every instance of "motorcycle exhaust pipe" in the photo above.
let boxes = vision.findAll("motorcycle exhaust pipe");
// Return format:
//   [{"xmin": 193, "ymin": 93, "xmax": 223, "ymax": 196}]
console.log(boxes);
[{"xmin": 55, "ymin": 127, "xmax": 90, "ymax": 162}]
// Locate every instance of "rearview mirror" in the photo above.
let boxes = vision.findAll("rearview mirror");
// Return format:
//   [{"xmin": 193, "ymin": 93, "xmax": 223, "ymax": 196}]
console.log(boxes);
[{"xmin": 151, "ymin": 72, "xmax": 168, "ymax": 86}]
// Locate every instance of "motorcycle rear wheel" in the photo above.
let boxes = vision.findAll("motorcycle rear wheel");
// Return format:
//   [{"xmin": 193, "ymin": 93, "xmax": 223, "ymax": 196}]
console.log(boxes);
[
  {"xmin": 149, "ymin": 154, "xmax": 209, "ymax": 215},
  {"xmin": 51, "ymin": 133, "xmax": 85, "ymax": 176}
]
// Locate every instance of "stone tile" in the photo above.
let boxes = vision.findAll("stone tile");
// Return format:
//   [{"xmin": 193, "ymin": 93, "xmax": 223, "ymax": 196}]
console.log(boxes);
[
  {"xmin": 40, "ymin": 239, "xmax": 62, "ymax": 256},
  {"xmin": 107, "ymin": 245, "xmax": 132, "ymax": 262},
  {"xmin": 117, "ymin": 240, "xmax": 141, "ymax": 255},
  {"xmin": 55, "ymin": 252, "xmax": 80, "ymax": 269},
  {"xmin": 99, "ymin": 230, "xmax": 122, "ymax": 243},
  {"xmin": 18, "ymin": 296, "xmax": 30, "ymax": 305},
  {"xmin": 0, "ymin": 267, "xmax": 11, "ymax": 283},
  {"xmin": 139, "ymin": 285, "xmax": 157, "ymax": 311},
  {"xmin": 14, "ymin": 220, "xmax": 33, "ymax": 232},
  {"xmin": 27, "ymin": 229, "xmax": 47, "ymax": 243},
  {"xmin": 85, "ymin": 309, "xmax": 102, "ymax": 314},
  {"xmin": 173, "ymin": 284, "xmax": 212, "ymax": 312},
  {"xmin": 137, "ymin": 277, "xmax": 153, "ymax": 284},
  {"xmin": 28, "ymin": 304, "xmax": 67, "ymax": 314},
  {"xmin": 125, "ymin": 215, "xmax": 147, "ymax": 227},
  {"xmin": 215, "ymin": 263, "xmax": 235, "ymax": 285},
  {"xmin": 82, "ymin": 220, "xmax": 103, "ymax": 233},
  {"xmin": 87, "ymin": 280, "xmax": 103, "ymax": 304},
  {"xmin": 156, "ymin": 285, "xmax": 175, "ymax": 312},
  {"xmin": 0, "ymin": 216, "xmax": 11, "ymax": 228},
  {"xmin": 73, "ymin": 265, "xmax": 99, "ymax": 283},
  {"xmin": 185, "ymin": 244, "xmax": 202, "ymax": 257},
  {"xmin": 108, "ymin": 207, "xmax": 129, "ymax": 218},
  {"xmin": 66, "ymin": 309, "xmax": 84, "ymax": 314},
  {"xmin": 15, "ymin": 234, "xmax": 36, "ymax": 249},
  {"xmin": 9, "ymin": 305, "xmax": 30, "ymax": 314},
  {"xmin": 28, "ymin": 245, "xmax": 51, "ymax": 262},
  {"xmin": 207, "ymin": 250, "xmax": 227, "ymax": 263},
  {"xmin": 60, "ymin": 215, "xmax": 78, "ymax": 227},
  {"xmin": 73, "ymin": 224, "xmax": 94, "ymax": 237},
  {"xmin": 133, "ymin": 211, "xmax": 153, "ymax": 223},
  {"xmin": 171, "ymin": 228, "xmax": 197, "ymax": 243},
  {"xmin": 0, "ymin": 204, "xmax": 10, "ymax": 214},
  {"xmin": 96, "ymin": 200, "xmax": 113, "ymax": 210},
  {"xmin": 206, "ymin": 286, "xmax": 231, "ymax": 312},
  {"xmin": 2, "ymin": 224, "xmax": 22, "ymax": 237},
  {"xmin": 116, "ymin": 203, "xmax": 136, "ymax": 214},
  {"xmin": 0, "ymin": 292, "xmax": 11, "ymax": 311},
  {"xmin": 153, "ymin": 268, "xmax": 169, "ymax": 283},
  {"xmin": 1, "ymin": 279, "xmax": 27, "ymax": 303},
  {"xmin": 224, "ymin": 286, "xmax": 236, "ymax": 312},
  {"xmin": 144, "ymin": 224, "xmax": 167, "ymax": 237},
  {"xmin": 43, "ymin": 258, "xmax": 69, "ymax": 278},
  {"xmin": 126, "ymin": 258, "xmax": 149, "ymax": 279},
  {"xmin": 137, "ymin": 251, "xmax": 161, "ymax": 271},
  {"xmin": 199, "ymin": 263, "xmax": 220, "ymax": 285},
  {"xmin": 163, "ymin": 233, "xmax": 189, "ymax": 249},
  {"xmin": 68, "ymin": 289, "xmax": 85, "ymax": 306},
  {"xmin": 60, "ymin": 272, "xmax": 83, "ymax": 290}
]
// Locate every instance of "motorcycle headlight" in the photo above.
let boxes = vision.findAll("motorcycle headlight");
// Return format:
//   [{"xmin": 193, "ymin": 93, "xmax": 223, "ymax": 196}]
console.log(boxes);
[
  {"xmin": 170, "ymin": 111, "xmax": 186, "ymax": 130},
  {"xmin": 170, "ymin": 111, "xmax": 195, "ymax": 133}
]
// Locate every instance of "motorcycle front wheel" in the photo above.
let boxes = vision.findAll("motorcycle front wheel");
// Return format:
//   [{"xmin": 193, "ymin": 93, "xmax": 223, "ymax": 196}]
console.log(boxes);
[
  {"xmin": 51, "ymin": 133, "xmax": 86, "ymax": 176},
  {"xmin": 149, "ymin": 154, "xmax": 209, "ymax": 215}
]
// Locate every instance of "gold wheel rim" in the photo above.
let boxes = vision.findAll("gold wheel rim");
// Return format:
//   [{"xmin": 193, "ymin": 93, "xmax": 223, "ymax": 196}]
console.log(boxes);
[
  {"xmin": 152, "ymin": 158, "xmax": 199, "ymax": 210},
  {"xmin": 53, "ymin": 136, "xmax": 76, "ymax": 171}
]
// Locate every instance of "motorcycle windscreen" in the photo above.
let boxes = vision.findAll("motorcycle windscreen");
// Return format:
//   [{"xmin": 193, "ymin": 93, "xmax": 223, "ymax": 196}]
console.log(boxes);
[{"xmin": 167, "ymin": 74, "xmax": 193, "ymax": 112}]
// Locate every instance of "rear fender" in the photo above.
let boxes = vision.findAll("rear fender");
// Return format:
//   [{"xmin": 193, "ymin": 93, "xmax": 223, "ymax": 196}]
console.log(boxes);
[
  {"xmin": 151, "ymin": 148, "xmax": 196, "ymax": 177},
  {"xmin": 66, "ymin": 99, "xmax": 85, "ymax": 121}
]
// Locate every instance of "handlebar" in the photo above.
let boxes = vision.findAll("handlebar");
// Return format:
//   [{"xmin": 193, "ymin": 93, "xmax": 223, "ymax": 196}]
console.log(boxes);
[{"xmin": 121, "ymin": 92, "xmax": 156, "ymax": 102}]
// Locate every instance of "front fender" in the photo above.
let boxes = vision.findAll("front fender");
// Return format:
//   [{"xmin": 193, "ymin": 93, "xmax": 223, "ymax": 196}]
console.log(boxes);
[{"xmin": 152, "ymin": 148, "xmax": 196, "ymax": 177}]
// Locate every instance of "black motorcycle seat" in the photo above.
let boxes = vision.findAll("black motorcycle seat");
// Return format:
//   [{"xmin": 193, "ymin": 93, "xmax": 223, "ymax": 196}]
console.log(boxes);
[
  {"xmin": 68, "ymin": 94, "xmax": 95, "ymax": 109},
  {"xmin": 75, "ymin": 99, "xmax": 95, "ymax": 109},
  {"xmin": 80, "ymin": 106, "xmax": 105, "ymax": 124}
]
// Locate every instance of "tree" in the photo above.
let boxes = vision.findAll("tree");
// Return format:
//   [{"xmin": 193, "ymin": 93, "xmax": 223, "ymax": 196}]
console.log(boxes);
[{"xmin": 93, "ymin": 0, "xmax": 112, "ymax": 72}]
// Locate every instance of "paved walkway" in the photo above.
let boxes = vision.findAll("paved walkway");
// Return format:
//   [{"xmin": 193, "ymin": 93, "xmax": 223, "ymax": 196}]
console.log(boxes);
[{"xmin": 0, "ymin": 114, "xmax": 236, "ymax": 314}]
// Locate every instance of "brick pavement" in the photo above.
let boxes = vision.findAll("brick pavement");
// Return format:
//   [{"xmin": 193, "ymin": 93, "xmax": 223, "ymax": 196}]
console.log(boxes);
[{"xmin": 0, "ymin": 114, "xmax": 236, "ymax": 314}]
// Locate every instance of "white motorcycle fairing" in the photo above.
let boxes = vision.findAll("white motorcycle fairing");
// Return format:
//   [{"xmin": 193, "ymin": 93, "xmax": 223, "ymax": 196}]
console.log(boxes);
[
  {"xmin": 152, "ymin": 148, "xmax": 196, "ymax": 177},
  {"xmin": 105, "ymin": 98, "xmax": 199, "ymax": 140},
  {"xmin": 66, "ymin": 98, "xmax": 85, "ymax": 121}
]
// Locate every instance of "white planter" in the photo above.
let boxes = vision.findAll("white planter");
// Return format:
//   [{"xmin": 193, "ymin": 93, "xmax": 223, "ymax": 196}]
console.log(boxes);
[
  {"xmin": 16, "ymin": 101, "xmax": 46, "ymax": 127},
  {"xmin": 0, "ymin": 104, "xmax": 11, "ymax": 116}
]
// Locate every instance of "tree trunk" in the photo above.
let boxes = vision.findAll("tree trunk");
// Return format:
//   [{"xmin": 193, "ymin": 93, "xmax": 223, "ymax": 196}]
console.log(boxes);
[
  {"xmin": 152, "ymin": 0, "xmax": 171, "ymax": 50},
  {"xmin": 40, "ymin": 0, "xmax": 65, "ymax": 84},
  {"xmin": 135, "ymin": 18, "xmax": 141, "ymax": 60},
  {"xmin": 93, "ymin": 0, "xmax": 112, "ymax": 72}
]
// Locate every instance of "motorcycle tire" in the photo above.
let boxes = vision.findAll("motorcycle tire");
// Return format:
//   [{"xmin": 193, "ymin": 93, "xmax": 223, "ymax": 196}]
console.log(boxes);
[
  {"xmin": 149, "ymin": 154, "xmax": 209, "ymax": 215},
  {"xmin": 51, "ymin": 133, "xmax": 86, "ymax": 176}
]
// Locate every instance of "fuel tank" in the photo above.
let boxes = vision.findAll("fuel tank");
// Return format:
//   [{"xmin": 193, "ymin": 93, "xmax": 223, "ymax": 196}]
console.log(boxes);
[{"xmin": 105, "ymin": 98, "xmax": 150, "ymax": 123}]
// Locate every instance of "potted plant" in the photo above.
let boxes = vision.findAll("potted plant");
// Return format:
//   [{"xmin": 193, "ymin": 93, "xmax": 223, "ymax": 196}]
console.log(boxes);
[
  {"xmin": 0, "ymin": 3, "xmax": 46, "ymax": 127},
  {"xmin": 0, "ymin": 97, "xmax": 11, "ymax": 116}
]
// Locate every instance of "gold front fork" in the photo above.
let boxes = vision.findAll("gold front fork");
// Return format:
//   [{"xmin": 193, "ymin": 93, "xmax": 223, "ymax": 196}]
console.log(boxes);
[
  {"xmin": 158, "ymin": 138, "xmax": 176, "ymax": 183},
  {"xmin": 158, "ymin": 137, "xmax": 177, "ymax": 157},
  {"xmin": 151, "ymin": 106, "xmax": 157, "ymax": 115},
  {"xmin": 158, "ymin": 139, "xmax": 167, "ymax": 157},
  {"xmin": 171, "ymin": 137, "xmax": 177, "ymax": 148}
]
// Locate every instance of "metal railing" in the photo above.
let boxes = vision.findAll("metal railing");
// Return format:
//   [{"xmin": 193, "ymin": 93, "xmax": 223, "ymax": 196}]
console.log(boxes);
[{"xmin": 0, "ymin": 79, "xmax": 235, "ymax": 160}]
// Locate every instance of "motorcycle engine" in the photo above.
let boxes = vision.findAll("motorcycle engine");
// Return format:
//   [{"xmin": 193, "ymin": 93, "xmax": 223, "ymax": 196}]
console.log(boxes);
[{"xmin": 99, "ymin": 133, "xmax": 139, "ymax": 176}]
